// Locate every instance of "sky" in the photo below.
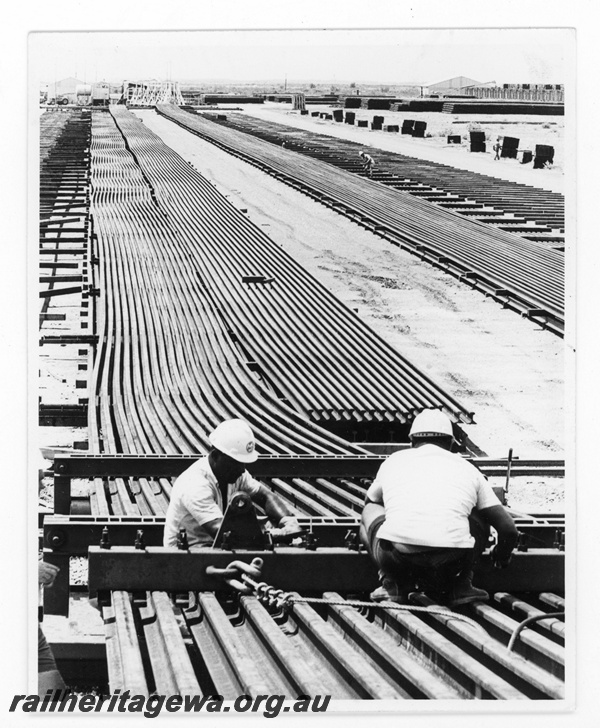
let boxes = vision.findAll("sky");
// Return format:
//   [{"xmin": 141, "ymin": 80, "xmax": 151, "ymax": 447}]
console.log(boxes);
[{"xmin": 29, "ymin": 28, "xmax": 571, "ymax": 87}]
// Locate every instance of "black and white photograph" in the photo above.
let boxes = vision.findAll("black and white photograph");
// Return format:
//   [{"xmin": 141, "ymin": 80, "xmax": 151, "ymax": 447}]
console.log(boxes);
[{"xmin": 2, "ymin": 4, "xmax": 598, "ymax": 724}]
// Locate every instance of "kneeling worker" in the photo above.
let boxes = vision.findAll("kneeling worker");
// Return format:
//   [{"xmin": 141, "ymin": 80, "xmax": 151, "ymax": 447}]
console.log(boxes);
[
  {"xmin": 164, "ymin": 419, "xmax": 301, "ymax": 548},
  {"xmin": 360, "ymin": 409, "xmax": 518, "ymax": 607}
]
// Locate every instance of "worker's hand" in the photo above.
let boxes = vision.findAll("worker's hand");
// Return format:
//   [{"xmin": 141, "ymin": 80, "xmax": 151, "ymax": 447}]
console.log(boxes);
[
  {"xmin": 277, "ymin": 516, "xmax": 304, "ymax": 537},
  {"xmin": 490, "ymin": 545, "xmax": 512, "ymax": 569},
  {"xmin": 39, "ymin": 561, "xmax": 60, "ymax": 587},
  {"xmin": 268, "ymin": 516, "xmax": 304, "ymax": 543}
]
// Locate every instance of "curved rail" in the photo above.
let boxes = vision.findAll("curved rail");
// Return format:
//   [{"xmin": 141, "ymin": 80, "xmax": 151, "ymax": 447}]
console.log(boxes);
[{"xmin": 89, "ymin": 107, "xmax": 474, "ymax": 467}]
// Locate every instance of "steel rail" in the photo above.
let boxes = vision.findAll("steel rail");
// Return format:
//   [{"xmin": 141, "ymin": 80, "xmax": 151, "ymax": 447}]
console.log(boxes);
[
  {"xmin": 98, "ymin": 585, "xmax": 563, "ymax": 699},
  {"xmin": 89, "ymin": 112, "xmax": 373, "ymax": 459},
  {"xmin": 493, "ymin": 592, "xmax": 566, "ymax": 640},
  {"xmin": 157, "ymin": 105, "xmax": 563, "ymax": 335},
  {"xmin": 205, "ymin": 111, "xmax": 564, "ymax": 233},
  {"xmin": 88, "ymin": 106, "xmax": 476, "ymax": 469},
  {"xmin": 139, "ymin": 590, "xmax": 201, "ymax": 694},
  {"xmin": 472, "ymin": 601, "xmax": 564, "ymax": 672},
  {"xmin": 88, "ymin": 111, "xmax": 381, "ymax": 517},
  {"xmin": 110, "ymin": 107, "xmax": 475, "ymax": 424},
  {"xmin": 408, "ymin": 592, "xmax": 564, "ymax": 699}
]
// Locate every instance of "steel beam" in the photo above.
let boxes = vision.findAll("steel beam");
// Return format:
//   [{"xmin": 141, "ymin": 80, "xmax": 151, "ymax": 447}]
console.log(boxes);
[
  {"xmin": 53, "ymin": 453, "xmax": 565, "ymax": 479},
  {"xmin": 39, "ymin": 285, "xmax": 84, "ymax": 298},
  {"xmin": 39, "ymin": 403, "xmax": 88, "ymax": 427},
  {"xmin": 53, "ymin": 476, "xmax": 72, "ymax": 515},
  {"xmin": 44, "ymin": 514, "xmax": 565, "ymax": 555},
  {"xmin": 40, "ymin": 335, "xmax": 97, "ymax": 345},
  {"xmin": 88, "ymin": 546, "xmax": 380, "ymax": 595},
  {"xmin": 87, "ymin": 546, "xmax": 564, "ymax": 596},
  {"xmin": 42, "ymin": 553, "xmax": 70, "ymax": 616}
]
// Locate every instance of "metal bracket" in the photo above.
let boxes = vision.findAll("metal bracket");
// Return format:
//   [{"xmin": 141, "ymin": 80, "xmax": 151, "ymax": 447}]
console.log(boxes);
[{"xmin": 212, "ymin": 493, "xmax": 269, "ymax": 550}]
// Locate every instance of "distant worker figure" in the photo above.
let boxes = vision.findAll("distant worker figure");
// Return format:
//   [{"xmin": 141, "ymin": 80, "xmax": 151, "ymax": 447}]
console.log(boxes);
[
  {"xmin": 359, "ymin": 151, "xmax": 375, "ymax": 178},
  {"xmin": 360, "ymin": 409, "xmax": 518, "ymax": 607},
  {"xmin": 164, "ymin": 419, "xmax": 302, "ymax": 548},
  {"xmin": 493, "ymin": 137, "xmax": 502, "ymax": 161}
]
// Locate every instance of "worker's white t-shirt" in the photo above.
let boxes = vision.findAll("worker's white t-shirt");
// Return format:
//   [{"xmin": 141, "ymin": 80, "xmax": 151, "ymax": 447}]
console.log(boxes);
[
  {"xmin": 163, "ymin": 457, "xmax": 261, "ymax": 548},
  {"xmin": 366, "ymin": 444, "xmax": 500, "ymax": 549}
]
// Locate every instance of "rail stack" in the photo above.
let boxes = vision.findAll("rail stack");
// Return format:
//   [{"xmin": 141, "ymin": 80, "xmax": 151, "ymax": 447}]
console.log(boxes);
[
  {"xmin": 91, "ymin": 106, "xmax": 474, "ymax": 453},
  {"xmin": 199, "ymin": 111, "xmax": 565, "ymax": 239},
  {"xmin": 157, "ymin": 105, "xmax": 564, "ymax": 335},
  {"xmin": 39, "ymin": 106, "xmax": 566, "ymax": 701}
]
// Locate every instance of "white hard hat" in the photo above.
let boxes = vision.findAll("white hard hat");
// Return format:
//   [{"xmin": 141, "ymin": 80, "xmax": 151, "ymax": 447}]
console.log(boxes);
[
  {"xmin": 209, "ymin": 419, "xmax": 258, "ymax": 463},
  {"xmin": 409, "ymin": 409, "xmax": 454, "ymax": 439}
]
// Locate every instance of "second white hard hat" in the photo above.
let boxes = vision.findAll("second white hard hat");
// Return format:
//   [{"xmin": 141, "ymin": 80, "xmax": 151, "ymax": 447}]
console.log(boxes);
[
  {"xmin": 209, "ymin": 419, "xmax": 258, "ymax": 463},
  {"xmin": 409, "ymin": 409, "xmax": 454, "ymax": 439}
]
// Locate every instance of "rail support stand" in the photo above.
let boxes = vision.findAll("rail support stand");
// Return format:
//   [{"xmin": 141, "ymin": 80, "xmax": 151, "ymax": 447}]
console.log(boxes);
[
  {"xmin": 53, "ymin": 475, "xmax": 71, "ymax": 515},
  {"xmin": 42, "ymin": 552, "xmax": 70, "ymax": 616}
]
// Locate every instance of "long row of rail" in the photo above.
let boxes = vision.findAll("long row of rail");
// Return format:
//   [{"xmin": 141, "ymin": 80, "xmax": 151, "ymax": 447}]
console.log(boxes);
[
  {"xmin": 157, "ymin": 105, "xmax": 564, "ymax": 335},
  {"xmin": 89, "ymin": 106, "xmax": 475, "ymax": 463},
  {"xmin": 197, "ymin": 109, "xmax": 565, "ymax": 237}
]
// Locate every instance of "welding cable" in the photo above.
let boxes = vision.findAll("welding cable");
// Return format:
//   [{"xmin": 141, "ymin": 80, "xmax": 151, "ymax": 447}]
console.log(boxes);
[
  {"xmin": 506, "ymin": 612, "xmax": 565, "ymax": 652},
  {"xmin": 236, "ymin": 572, "xmax": 487, "ymax": 634}
]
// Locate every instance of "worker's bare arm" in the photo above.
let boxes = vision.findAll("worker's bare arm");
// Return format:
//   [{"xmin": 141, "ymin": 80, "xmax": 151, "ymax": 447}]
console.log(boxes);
[
  {"xmin": 362, "ymin": 501, "xmax": 385, "ymax": 520},
  {"xmin": 478, "ymin": 504, "xmax": 519, "ymax": 559},
  {"xmin": 202, "ymin": 518, "xmax": 223, "ymax": 539},
  {"xmin": 359, "ymin": 501, "xmax": 385, "ymax": 548},
  {"xmin": 364, "ymin": 478, "xmax": 384, "ymax": 505},
  {"xmin": 252, "ymin": 483, "xmax": 294, "ymax": 524}
]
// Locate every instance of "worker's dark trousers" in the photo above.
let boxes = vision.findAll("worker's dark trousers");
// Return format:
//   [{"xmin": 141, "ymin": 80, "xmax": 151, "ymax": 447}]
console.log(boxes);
[
  {"xmin": 369, "ymin": 511, "xmax": 489, "ymax": 596},
  {"xmin": 376, "ymin": 543, "xmax": 473, "ymax": 594}
]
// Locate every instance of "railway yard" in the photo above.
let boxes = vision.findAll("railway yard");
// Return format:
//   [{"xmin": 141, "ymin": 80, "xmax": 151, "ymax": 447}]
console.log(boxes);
[{"xmin": 38, "ymin": 97, "xmax": 568, "ymax": 703}]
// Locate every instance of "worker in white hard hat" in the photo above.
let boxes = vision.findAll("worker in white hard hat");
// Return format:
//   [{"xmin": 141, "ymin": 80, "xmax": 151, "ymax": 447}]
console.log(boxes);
[
  {"xmin": 360, "ymin": 409, "xmax": 518, "ymax": 607},
  {"xmin": 358, "ymin": 150, "xmax": 375, "ymax": 177},
  {"xmin": 164, "ymin": 419, "xmax": 302, "ymax": 549}
]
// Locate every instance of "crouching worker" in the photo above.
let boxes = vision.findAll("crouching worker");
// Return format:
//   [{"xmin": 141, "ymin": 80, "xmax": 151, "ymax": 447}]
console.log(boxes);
[
  {"xmin": 360, "ymin": 409, "xmax": 518, "ymax": 607},
  {"xmin": 164, "ymin": 419, "xmax": 302, "ymax": 549},
  {"xmin": 359, "ymin": 150, "xmax": 375, "ymax": 177}
]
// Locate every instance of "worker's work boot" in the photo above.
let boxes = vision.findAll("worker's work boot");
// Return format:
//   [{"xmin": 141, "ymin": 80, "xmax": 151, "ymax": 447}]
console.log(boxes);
[
  {"xmin": 448, "ymin": 574, "xmax": 489, "ymax": 607},
  {"xmin": 370, "ymin": 577, "xmax": 409, "ymax": 604}
]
